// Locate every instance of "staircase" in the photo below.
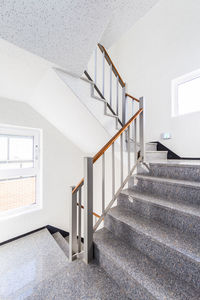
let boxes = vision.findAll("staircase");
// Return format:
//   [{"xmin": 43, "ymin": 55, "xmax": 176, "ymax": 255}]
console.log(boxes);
[{"xmin": 94, "ymin": 161, "xmax": 200, "ymax": 299}]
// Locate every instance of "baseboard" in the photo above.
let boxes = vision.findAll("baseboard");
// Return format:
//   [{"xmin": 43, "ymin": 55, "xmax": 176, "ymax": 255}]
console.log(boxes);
[{"xmin": 0, "ymin": 225, "xmax": 69, "ymax": 247}]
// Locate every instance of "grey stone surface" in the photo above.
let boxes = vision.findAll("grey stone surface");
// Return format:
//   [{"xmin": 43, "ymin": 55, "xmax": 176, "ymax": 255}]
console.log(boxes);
[
  {"xmin": 118, "ymin": 189, "xmax": 200, "ymax": 236},
  {"xmin": 148, "ymin": 162, "xmax": 200, "ymax": 182},
  {"xmin": 0, "ymin": 228, "xmax": 128, "ymax": 300},
  {"xmin": 129, "ymin": 174, "xmax": 200, "ymax": 205},
  {"xmin": 145, "ymin": 142, "xmax": 157, "ymax": 151},
  {"xmin": 52, "ymin": 232, "xmax": 69, "ymax": 258},
  {"xmin": 145, "ymin": 150, "xmax": 168, "ymax": 162},
  {"xmin": 94, "ymin": 227, "xmax": 200, "ymax": 300},
  {"xmin": 105, "ymin": 206, "xmax": 200, "ymax": 290}
]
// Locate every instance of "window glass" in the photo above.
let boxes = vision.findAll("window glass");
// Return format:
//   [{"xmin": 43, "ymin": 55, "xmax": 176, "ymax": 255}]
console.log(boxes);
[
  {"xmin": 0, "ymin": 136, "xmax": 8, "ymax": 161},
  {"xmin": 9, "ymin": 136, "xmax": 33, "ymax": 161},
  {"xmin": 178, "ymin": 76, "xmax": 200, "ymax": 115}
]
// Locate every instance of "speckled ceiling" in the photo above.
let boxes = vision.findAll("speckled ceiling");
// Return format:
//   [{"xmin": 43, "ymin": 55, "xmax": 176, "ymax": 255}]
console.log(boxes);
[
  {"xmin": 0, "ymin": 0, "xmax": 159, "ymax": 76},
  {"xmin": 101, "ymin": 0, "xmax": 159, "ymax": 48}
]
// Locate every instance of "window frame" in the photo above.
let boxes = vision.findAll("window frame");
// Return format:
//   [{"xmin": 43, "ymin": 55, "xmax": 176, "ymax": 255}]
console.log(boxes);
[
  {"xmin": 0, "ymin": 124, "xmax": 42, "ymax": 218},
  {"xmin": 172, "ymin": 68, "xmax": 200, "ymax": 117}
]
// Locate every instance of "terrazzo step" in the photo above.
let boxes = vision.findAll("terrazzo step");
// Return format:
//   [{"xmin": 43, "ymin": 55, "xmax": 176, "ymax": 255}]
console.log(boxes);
[
  {"xmin": 52, "ymin": 232, "xmax": 69, "ymax": 258},
  {"xmin": 148, "ymin": 162, "xmax": 200, "ymax": 182},
  {"xmin": 145, "ymin": 151, "xmax": 168, "ymax": 162},
  {"xmin": 94, "ymin": 228, "xmax": 200, "ymax": 300},
  {"xmin": 105, "ymin": 206, "xmax": 200, "ymax": 290},
  {"xmin": 118, "ymin": 189, "xmax": 200, "ymax": 236},
  {"xmin": 129, "ymin": 174, "xmax": 200, "ymax": 205},
  {"xmin": 146, "ymin": 143, "xmax": 157, "ymax": 151}
]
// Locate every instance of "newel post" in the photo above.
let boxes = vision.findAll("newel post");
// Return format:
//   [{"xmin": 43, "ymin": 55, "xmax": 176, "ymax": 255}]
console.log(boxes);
[
  {"xmin": 83, "ymin": 157, "xmax": 93, "ymax": 264},
  {"xmin": 139, "ymin": 97, "xmax": 145, "ymax": 161}
]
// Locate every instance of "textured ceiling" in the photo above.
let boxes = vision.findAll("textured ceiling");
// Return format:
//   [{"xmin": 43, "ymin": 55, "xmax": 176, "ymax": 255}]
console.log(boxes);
[
  {"xmin": 0, "ymin": 0, "xmax": 115, "ymax": 76},
  {"xmin": 101, "ymin": 0, "xmax": 159, "ymax": 48},
  {"xmin": 0, "ymin": 0, "xmax": 159, "ymax": 76}
]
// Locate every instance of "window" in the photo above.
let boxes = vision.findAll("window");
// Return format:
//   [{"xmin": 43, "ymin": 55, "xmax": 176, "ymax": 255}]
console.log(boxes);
[
  {"xmin": 0, "ymin": 125, "xmax": 41, "ymax": 216},
  {"xmin": 172, "ymin": 69, "xmax": 200, "ymax": 116}
]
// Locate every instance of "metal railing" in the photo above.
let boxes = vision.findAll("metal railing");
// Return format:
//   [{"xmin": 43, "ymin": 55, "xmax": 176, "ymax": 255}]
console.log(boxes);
[
  {"xmin": 69, "ymin": 102, "xmax": 145, "ymax": 263},
  {"xmin": 86, "ymin": 43, "xmax": 140, "ymax": 128},
  {"xmin": 69, "ymin": 43, "xmax": 145, "ymax": 264}
]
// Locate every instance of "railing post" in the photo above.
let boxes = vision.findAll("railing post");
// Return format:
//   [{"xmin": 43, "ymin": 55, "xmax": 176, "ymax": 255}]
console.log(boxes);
[
  {"xmin": 84, "ymin": 157, "xmax": 93, "ymax": 264},
  {"xmin": 122, "ymin": 85, "xmax": 126, "ymax": 125},
  {"xmin": 69, "ymin": 186, "xmax": 77, "ymax": 262},
  {"xmin": 139, "ymin": 97, "xmax": 145, "ymax": 161}
]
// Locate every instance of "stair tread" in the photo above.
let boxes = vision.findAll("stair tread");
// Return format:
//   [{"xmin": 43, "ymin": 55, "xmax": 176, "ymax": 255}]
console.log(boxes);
[
  {"xmin": 94, "ymin": 227, "xmax": 199, "ymax": 300},
  {"xmin": 146, "ymin": 150, "xmax": 168, "ymax": 153},
  {"xmin": 149, "ymin": 161, "xmax": 200, "ymax": 168},
  {"xmin": 121, "ymin": 189, "xmax": 200, "ymax": 217},
  {"xmin": 107, "ymin": 206, "xmax": 200, "ymax": 261},
  {"xmin": 135, "ymin": 173, "xmax": 200, "ymax": 189}
]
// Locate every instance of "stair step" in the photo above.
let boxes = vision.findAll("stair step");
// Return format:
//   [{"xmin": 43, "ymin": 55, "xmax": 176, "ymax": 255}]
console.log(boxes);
[
  {"xmin": 94, "ymin": 228, "xmax": 200, "ymax": 300},
  {"xmin": 129, "ymin": 174, "xmax": 200, "ymax": 205},
  {"xmin": 149, "ymin": 162, "xmax": 200, "ymax": 182},
  {"xmin": 118, "ymin": 189, "xmax": 200, "ymax": 236},
  {"xmin": 52, "ymin": 232, "xmax": 69, "ymax": 258},
  {"xmin": 146, "ymin": 142, "xmax": 157, "ymax": 151},
  {"xmin": 146, "ymin": 150, "xmax": 168, "ymax": 162},
  {"xmin": 105, "ymin": 206, "xmax": 200, "ymax": 290}
]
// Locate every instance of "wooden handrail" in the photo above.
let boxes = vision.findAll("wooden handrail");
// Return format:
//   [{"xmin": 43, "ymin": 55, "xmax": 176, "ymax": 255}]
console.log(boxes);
[
  {"xmin": 72, "ymin": 108, "xmax": 143, "ymax": 195},
  {"xmin": 78, "ymin": 203, "xmax": 100, "ymax": 218},
  {"xmin": 126, "ymin": 93, "xmax": 140, "ymax": 103},
  {"xmin": 98, "ymin": 43, "xmax": 125, "ymax": 88}
]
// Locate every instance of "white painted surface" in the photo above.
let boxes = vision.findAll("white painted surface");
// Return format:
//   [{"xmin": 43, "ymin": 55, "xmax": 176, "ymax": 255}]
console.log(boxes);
[
  {"xmin": 0, "ymin": 98, "xmax": 84, "ymax": 243},
  {"xmin": 110, "ymin": 0, "xmax": 200, "ymax": 157},
  {"xmin": 100, "ymin": 0, "xmax": 159, "ymax": 48},
  {"xmin": 0, "ymin": 0, "xmax": 114, "ymax": 75},
  {"xmin": 0, "ymin": 0, "xmax": 159, "ymax": 75}
]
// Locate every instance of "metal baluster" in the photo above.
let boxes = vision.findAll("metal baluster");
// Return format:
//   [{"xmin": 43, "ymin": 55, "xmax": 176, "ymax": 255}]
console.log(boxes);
[
  {"xmin": 69, "ymin": 186, "xmax": 77, "ymax": 262},
  {"xmin": 112, "ymin": 143, "xmax": 115, "ymax": 197},
  {"xmin": 120, "ymin": 133, "xmax": 123, "ymax": 185},
  {"xmin": 134, "ymin": 118, "xmax": 137, "ymax": 164},
  {"xmin": 110, "ymin": 64, "xmax": 112, "ymax": 107},
  {"xmin": 132, "ymin": 100, "xmax": 134, "ymax": 139},
  {"xmin": 84, "ymin": 157, "xmax": 93, "ymax": 264},
  {"xmin": 127, "ymin": 126, "xmax": 131, "ymax": 173},
  {"xmin": 116, "ymin": 75, "xmax": 119, "ymax": 116},
  {"xmin": 139, "ymin": 97, "xmax": 145, "ymax": 161},
  {"xmin": 102, "ymin": 153, "xmax": 105, "ymax": 219},
  {"xmin": 122, "ymin": 86, "xmax": 126, "ymax": 125},
  {"xmin": 78, "ymin": 187, "xmax": 82, "ymax": 253},
  {"xmin": 94, "ymin": 47, "xmax": 97, "ymax": 85},
  {"xmin": 102, "ymin": 51, "xmax": 105, "ymax": 97}
]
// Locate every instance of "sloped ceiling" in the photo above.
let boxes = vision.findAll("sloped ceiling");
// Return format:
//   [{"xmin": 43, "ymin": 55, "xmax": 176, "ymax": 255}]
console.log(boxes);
[
  {"xmin": 0, "ymin": 0, "xmax": 159, "ymax": 76},
  {"xmin": 101, "ymin": 0, "xmax": 159, "ymax": 48}
]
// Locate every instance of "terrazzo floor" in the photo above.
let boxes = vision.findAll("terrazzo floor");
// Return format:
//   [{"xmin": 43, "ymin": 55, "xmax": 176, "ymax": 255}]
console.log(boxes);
[{"xmin": 0, "ymin": 229, "xmax": 129, "ymax": 300}]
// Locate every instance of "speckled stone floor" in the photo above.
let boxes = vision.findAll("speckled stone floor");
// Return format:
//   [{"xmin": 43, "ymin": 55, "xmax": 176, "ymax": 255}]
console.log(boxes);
[{"xmin": 0, "ymin": 229, "xmax": 129, "ymax": 300}]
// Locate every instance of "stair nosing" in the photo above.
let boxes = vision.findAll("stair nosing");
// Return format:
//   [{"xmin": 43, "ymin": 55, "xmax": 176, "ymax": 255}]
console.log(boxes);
[
  {"xmin": 94, "ymin": 228, "xmax": 199, "ymax": 300},
  {"xmin": 135, "ymin": 174, "xmax": 200, "ymax": 189},
  {"xmin": 107, "ymin": 206, "xmax": 200, "ymax": 262},
  {"xmin": 120, "ymin": 189, "xmax": 200, "ymax": 218}
]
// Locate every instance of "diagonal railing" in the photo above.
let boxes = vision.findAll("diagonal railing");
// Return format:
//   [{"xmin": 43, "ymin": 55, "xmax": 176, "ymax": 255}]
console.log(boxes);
[{"xmin": 69, "ymin": 44, "xmax": 145, "ymax": 264}]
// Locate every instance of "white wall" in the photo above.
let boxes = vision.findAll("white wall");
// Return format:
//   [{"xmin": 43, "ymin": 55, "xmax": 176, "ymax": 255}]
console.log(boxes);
[
  {"xmin": 109, "ymin": 0, "xmax": 200, "ymax": 157},
  {"xmin": 0, "ymin": 97, "xmax": 85, "ymax": 243}
]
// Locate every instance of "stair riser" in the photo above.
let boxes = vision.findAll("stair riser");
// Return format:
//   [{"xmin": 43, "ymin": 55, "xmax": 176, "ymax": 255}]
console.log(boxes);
[
  {"xmin": 146, "ymin": 144, "xmax": 157, "ymax": 151},
  {"xmin": 149, "ymin": 164, "xmax": 200, "ymax": 182},
  {"xmin": 118, "ymin": 193, "xmax": 200, "ymax": 236},
  {"xmin": 94, "ymin": 245, "xmax": 155, "ymax": 300},
  {"xmin": 146, "ymin": 152, "xmax": 167, "ymax": 162},
  {"xmin": 105, "ymin": 214, "xmax": 200, "ymax": 290},
  {"xmin": 129, "ymin": 177, "xmax": 200, "ymax": 205}
]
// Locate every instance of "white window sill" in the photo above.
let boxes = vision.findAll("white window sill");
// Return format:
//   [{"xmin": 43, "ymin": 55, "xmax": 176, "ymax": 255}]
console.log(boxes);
[{"xmin": 0, "ymin": 203, "xmax": 42, "ymax": 221}]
